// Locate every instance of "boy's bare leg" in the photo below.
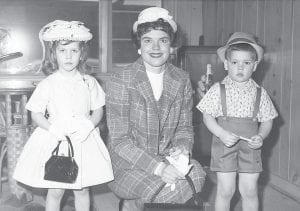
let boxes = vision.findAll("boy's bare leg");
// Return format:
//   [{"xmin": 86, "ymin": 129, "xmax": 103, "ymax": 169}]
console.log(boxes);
[
  {"xmin": 239, "ymin": 173, "xmax": 259, "ymax": 211},
  {"xmin": 215, "ymin": 172, "xmax": 237, "ymax": 211}
]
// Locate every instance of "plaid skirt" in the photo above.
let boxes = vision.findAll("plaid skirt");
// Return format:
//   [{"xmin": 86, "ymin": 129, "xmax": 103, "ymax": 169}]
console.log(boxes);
[{"xmin": 108, "ymin": 159, "xmax": 206, "ymax": 207}]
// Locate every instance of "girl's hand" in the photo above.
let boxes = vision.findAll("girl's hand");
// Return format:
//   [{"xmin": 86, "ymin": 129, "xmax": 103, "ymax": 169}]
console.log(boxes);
[
  {"xmin": 48, "ymin": 124, "xmax": 67, "ymax": 141},
  {"xmin": 219, "ymin": 130, "xmax": 239, "ymax": 147},
  {"xmin": 69, "ymin": 118, "xmax": 95, "ymax": 143},
  {"xmin": 160, "ymin": 164, "xmax": 185, "ymax": 184},
  {"xmin": 248, "ymin": 135, "xmax": 263, "ymax": 149}
]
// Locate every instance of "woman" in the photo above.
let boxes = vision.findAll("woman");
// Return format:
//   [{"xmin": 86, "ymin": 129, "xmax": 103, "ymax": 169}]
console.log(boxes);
[{"xmin": 106, "ymin": 7, "xmax": 206, "ymax": 211}]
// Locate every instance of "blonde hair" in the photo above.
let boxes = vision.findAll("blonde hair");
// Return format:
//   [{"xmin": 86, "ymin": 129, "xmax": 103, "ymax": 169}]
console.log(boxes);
[{"xmin": 40, "ymin": 40, "xmax": 91, "ymax": 75}]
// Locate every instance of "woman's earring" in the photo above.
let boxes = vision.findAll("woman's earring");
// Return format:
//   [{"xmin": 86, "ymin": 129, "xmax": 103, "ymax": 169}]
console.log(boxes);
[
  {"xmin": 170, "ymin": 47, "xmax": 174, "ymax": 54},
  {"xmin": 138, "ymin": 49, "xmax": 141, "ymax": 55}
]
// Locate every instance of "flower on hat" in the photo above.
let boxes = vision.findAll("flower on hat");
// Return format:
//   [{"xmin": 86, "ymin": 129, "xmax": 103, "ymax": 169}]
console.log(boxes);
[
  {"xmin": 40, "ymin": 20, "xmax": 93, "ymax": 42},
  {"xmin": 133, "ymin": 7, "xmax": 177, "ymax": 33}
]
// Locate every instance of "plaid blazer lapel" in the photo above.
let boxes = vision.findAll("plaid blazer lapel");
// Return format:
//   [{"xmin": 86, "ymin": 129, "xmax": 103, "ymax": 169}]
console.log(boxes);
[
  {"xmin": 159, "ymin": 65, "xmax": 181, "ymax": 130},
  {"xmin": 134, "ymin": 62, "xmax": 159, "ymax": 116},
  {"xmin": 133, "ymin": 60, "xmax": 160, "ymax": 153}
]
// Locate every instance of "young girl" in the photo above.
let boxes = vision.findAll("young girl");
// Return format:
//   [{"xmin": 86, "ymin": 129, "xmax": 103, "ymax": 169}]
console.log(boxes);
[{"xmin": 13, "ymin": 20, "xmax": 114, "ymax": 211}]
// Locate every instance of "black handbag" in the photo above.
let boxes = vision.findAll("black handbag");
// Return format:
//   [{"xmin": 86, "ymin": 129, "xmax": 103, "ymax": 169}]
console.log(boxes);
[
  {"xmin": 44, "ymin": 136, "xmax": 78, "ymax": 183},
  {"xmin": 143, "ymin": 174, "xmax": 204, "ymax": 211}
]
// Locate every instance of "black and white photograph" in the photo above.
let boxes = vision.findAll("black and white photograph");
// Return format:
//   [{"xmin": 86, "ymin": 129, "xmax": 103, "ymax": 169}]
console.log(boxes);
[{"xmin": 0, "ymin": 0, "xmax": 299, "ymax": 211}]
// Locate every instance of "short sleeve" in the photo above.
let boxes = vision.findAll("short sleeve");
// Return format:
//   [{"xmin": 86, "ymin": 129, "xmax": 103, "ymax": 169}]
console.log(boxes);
[
  {"xmin": 87, "ymin": 76, "xmax": 105, "ymax": 110},
  {"xmin": 26, "ymin": 79, "xmax": 50, "ymax": 113},
  {"xmin": 196, "ymin": 83, "xmax": 222, "ymax": 117},
  {"xmin": 257, "ymin": 88, "xmax": 278, "ymax": 122}
]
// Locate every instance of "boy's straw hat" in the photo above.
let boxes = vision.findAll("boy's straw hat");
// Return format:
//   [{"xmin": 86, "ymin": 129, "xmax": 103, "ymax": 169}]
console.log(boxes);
[
  {"xmin": 217, "ymin": 32, "xmax": 264, "ymax": 62},
  {"xmin": 133, "ymin": 7, "xmax": 177, "ymax": 33}
]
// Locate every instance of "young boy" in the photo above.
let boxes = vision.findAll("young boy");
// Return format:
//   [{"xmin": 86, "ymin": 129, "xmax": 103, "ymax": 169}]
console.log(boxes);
[{"xmin": 197, "ymin": 32, "xmax": 278, "ymax": 211}]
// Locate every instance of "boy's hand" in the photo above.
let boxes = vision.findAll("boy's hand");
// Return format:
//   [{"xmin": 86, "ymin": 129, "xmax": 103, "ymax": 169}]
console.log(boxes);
[
  {"xmin": 248, "ymin": 135, "xmax": 263, "ymax": 149},
  {"xmin": 219, "ymin": 130, "xmax": 239, "ymax": 147}
]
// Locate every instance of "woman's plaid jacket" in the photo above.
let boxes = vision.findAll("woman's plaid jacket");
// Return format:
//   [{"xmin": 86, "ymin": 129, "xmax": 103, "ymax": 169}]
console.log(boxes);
[{"xmin": 105, "ymin": 57, "xmax": 195, "ymax": 179}]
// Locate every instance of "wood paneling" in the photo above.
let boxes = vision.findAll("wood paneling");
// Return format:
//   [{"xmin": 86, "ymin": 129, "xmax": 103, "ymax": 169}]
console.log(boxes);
[
  {"xmin": 202, "ymin": 0, "xmax": 300, "ymax": 200},
  {"xmin": 290, "ymin": 0, "xmax": 300, "ymax": 187},
  {"xmin": 163, "ymin": 0, "xmax": 203, "ymax": 45}
]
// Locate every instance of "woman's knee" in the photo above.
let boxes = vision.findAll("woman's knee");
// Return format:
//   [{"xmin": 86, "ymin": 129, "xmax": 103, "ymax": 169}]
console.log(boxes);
[{"xmin": 189, "ymin": 159, "xmax": 206, "ymax": 192}]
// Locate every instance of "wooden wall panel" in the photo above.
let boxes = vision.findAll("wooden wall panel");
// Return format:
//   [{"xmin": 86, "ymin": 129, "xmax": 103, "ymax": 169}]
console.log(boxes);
[
  {"xmin": 189, "ymin": 0, "xmax": 203, "ymax": 45},
  {"xmin": 203, "ymin": 0, "xmax": 218, "ymax": 45},
  {"xmin": 222, "ymin": 0, "xmax": 235, "ymax": 43},
  {"xmin": 279, "ymin": 0, "xmax": 293, "ymax": 181},
  {"xmin": 261, "ymin": 0, "xmax": 283, "ymax": 175},
  {"xmin": 256, "ymin": 0, "xmax": 265, "ymax": 41},
  {"xmin": 233, "ymin": 0, "xmax": 243, "ymax": 32},
  {"xmin": 241, "ymin": 0, "xmax": 258, "ymax": 34},
  {"xmin": 216, "ymin": 0, "xmax": 225, "ymax": 44},
  {"xmin": 290, "ymin": 0, "xmax": 300, "ymax": 187},
  {"xmin": 163, "ymin": 0, "xmax": 203, "ymax": 45}
]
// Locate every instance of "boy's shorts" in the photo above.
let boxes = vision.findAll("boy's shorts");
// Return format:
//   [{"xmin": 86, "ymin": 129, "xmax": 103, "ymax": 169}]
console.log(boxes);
[{"xmin": 210, "ymin": 136, "xmax": 262, "ymax": 173}]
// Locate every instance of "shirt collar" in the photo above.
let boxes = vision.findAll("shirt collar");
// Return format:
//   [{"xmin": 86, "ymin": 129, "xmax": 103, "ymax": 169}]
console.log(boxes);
[{"xmin": 222, "ymin": 76, "xmax": 259, "ymax": 90}]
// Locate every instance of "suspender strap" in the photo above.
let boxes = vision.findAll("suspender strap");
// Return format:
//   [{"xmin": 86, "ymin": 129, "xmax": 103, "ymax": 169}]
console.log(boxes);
[
  {"xmin": 252, "ymin": 87, "xmax": 261, "ymax": 119},
  {"xmin": 219, "ymin": 83, "xmax": 227, "ymax": 117}
]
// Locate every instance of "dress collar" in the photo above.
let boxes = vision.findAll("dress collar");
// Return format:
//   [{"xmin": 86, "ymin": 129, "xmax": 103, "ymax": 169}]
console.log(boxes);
[{"xmin": 56, "ymin": 70, "xmax": 84, "ymax": 82}]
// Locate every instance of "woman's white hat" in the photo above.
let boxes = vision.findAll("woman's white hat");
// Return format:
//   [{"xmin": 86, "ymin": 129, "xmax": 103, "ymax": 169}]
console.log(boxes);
[
  {"xmin": 133, "ymin": 7, "xmax": 177, "ymax": 33},
  {"xmin": 39, "ymin": 20, "xmax": 92, "ymax": 42},
  {"xmin": 217, "ymin": 32, "xmax": 264, "ymax": 62}
]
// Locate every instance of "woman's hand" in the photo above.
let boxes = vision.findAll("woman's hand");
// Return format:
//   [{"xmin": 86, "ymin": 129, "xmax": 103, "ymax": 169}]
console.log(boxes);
[
  {"xmin": 160, "ymin": 164, "xmax": 185, "ymax": 184},
  {"xmin": 248, "ymin": 134, "xmax": 263, "ymax": 149},
  {"xmin": 219, "ymin": 130, "xmax": 239, "ymax": 147},
  {"xmin": 169, "ymin": 146, "xmax": 189, "ymax": 158}
]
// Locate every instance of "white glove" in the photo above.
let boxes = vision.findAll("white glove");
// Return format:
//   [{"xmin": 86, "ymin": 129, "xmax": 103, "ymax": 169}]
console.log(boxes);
[
  {"xmin": 166, "ymin": 154, "xmax": 193, "ymax": 175},
  {"xmin": 48, "ymin": 124, "xmax": 67, "ymax": 141},
  {"xmin": 165, "ymin": 154, "xmax": 193, "ymax": 191},
  {"xmin": 69, "ymin": 119, "xmax": 95, "ymax": 143}
]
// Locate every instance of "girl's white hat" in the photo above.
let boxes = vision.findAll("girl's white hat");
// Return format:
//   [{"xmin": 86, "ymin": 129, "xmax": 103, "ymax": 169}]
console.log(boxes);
[
  {"xmin": 133, "ymin": 7, "xmax": 177, "ymax": 33},
  {"xmin": 38, "ymin": 20, "xmax": 92, "ymax": 73},
  {"xmin": 217, "ymin": 32, "xmax": 264, "ymax": 62},
  {"xmin": 39, "ymin": 20, "xmax": 92, "ymax": 42}
]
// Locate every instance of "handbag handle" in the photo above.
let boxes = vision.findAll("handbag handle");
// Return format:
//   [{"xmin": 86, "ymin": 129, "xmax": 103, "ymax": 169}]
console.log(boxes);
[
  {"xmin": 150, "ymin": 171, "xmax": 199, "ymax": 204},
  {"xmin": 51, "ymin": 136, "xmax": 75, "ymax": 158}
]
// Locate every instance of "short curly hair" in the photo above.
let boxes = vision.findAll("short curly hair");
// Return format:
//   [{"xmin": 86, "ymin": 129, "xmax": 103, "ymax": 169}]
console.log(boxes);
[{"xmin": 132, "ymin": 18, "xmax": 178, "ymax": 49}]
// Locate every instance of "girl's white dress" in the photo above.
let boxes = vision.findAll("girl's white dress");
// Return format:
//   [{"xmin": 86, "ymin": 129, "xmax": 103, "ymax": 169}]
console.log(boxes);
[{"xmin": 13, "ymin": 71, "xmax": 114, "ymax": 189}]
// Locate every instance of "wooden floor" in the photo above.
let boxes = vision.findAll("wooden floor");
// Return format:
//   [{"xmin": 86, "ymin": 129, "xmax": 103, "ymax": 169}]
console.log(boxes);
[{"xmin": 1, "ymin": 168, "xmax": 300, "ymax": 211}]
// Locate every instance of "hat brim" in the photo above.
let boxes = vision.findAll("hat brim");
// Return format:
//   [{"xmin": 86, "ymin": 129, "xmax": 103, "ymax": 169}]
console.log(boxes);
[
  {"xmin": 217, "ymin": 41, "xmax": 264, "ymax": 62},
  {"xmin": 132, "ymin": 19, "xmax": 177, "ymax": 33}
]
